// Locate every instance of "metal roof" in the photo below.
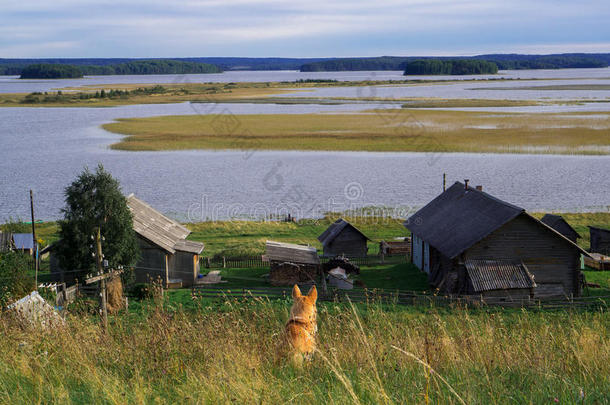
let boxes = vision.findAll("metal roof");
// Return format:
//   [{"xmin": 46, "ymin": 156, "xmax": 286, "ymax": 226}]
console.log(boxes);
[
  {"xmin": 465, "ymin": 259, "xmax": 536, "ymax": 292},
  {"xmin": 127, "ymin": 194, "xmax": 203, "ymax": 254},
  {"xmin": 540, "ymin": 214, "xmax": 581, "ymax": 240},
  {"xmin": 265, "ymin": 241, "xmax": 320, "ymax": 265},
  {"xmin": 318, "ymin": 218, "xmax": 370, "ymax": 246},
  {"xmin": 404, "ymin": 182, "xmax": 524, "ymax": 259},
  {"xmin": 13, "ymin": 233, "xmax": 34, "ymax": 250}
]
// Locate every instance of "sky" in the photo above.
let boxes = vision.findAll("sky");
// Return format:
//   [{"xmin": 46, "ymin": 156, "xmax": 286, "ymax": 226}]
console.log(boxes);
[{"xmin": 1, "ymin": 0, "xmax": 609, "ymax": 58}]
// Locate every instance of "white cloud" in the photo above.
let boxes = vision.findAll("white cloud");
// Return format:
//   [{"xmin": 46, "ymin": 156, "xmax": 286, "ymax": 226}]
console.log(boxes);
[{"xmin": 0, "ymin": 0, "xmax": 608, "ymax": 57}]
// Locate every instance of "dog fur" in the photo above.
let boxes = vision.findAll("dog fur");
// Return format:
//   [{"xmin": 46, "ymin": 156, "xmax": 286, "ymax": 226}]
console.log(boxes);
[{"xmin": 285, "ymin": 284, "xmax": 318, "ymax": 363}]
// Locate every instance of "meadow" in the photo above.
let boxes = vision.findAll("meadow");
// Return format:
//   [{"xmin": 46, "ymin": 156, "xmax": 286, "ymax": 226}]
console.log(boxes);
[
  {"xmin": 0, "ymin": 293, "xmax": 608, "ymax": 404},
  {"xmin": 1, "ymin": 213, "xmax": 610, "ymax": 403},
  {"xmin": 102, "ymin": 108, "xmax": 610, "ymax": 154}
]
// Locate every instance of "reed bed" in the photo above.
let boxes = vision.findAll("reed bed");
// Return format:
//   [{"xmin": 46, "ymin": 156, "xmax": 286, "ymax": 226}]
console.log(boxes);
[
  {"xmin": 103, "ymin": 110, "xmax": 610, "ymax": 154},
  {"xmin": 0, "ymin": 299, "xmax": 607, "ymax": 404}
]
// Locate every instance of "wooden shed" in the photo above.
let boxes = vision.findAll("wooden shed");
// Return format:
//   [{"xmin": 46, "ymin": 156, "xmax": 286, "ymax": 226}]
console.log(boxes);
[
  {"xmin": 12, "ymin": 233, "xmax": 34, "ymax": 255},
  {"xmin": 405, "ymin": 182, "xmax": 588, "ymax": 298},
  {"xmin": 265, "ymin": 241, "xmax": 320, "ymax": 286},
  {"xmin": 318, "ymin": 219, "xmax": 370, "ymax": 257},
  {"xmin": 540, "ymin": 214, "xmax": 580, "ymax": 243},
  {"xmin": 127, "ymin": 194, "xmax": 204, "ymax": 288},
  {"xmin": 589, "ymin": 226, "xmax": 610, "ymax": 255}
]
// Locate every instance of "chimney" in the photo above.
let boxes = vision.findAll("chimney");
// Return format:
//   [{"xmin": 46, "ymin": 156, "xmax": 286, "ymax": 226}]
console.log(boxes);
[
  {"xmin": 464, "ymin": 179, "xmax": 469, "ymax": 190},
  {"xmin": 475, "ymin": 185, "xmax": 483, "ymax": 191}
]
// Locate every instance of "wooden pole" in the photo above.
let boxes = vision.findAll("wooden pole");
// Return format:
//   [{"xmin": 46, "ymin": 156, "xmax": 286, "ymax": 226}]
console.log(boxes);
[
  {"xmin": 94, "ymin": 227, "xmax": 108, "ymax": 331},
  {"xmin": 30, "ymin": 190, "xmax": 39, "ymax": 289},
  {"xmin": 442, "ymin": 173, "xmax": 446, "ymax": 191}
]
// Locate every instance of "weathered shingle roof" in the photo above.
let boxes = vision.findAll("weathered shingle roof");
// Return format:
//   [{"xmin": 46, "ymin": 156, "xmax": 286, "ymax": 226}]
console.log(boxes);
[
  {"xmin": 541, "ymin": 214, "xmax": 580, "ymax": 240},
  {"xmin": 127, "ymin": 194, "xmax": 203, "ymax": 254},
  {"xmin": 404, "ymin": 182, "xmax": 524, "ymax": 259},
  {"xmin": 13, "ymin": 233, "xmax": 34, "ymax": 250},
  {"xmin": 266, "ymin": 241, "xmax": 320, "ymax": 265},
  {"xmin": 318, "ymin": 218, "xmax": 370, "ymax": 246},
  {"xmin": 465, "ymin": 259, "xmax": 536, "ymax": 292},
  {"xmin": 173, "ymin": 239, "xmax": 205, "ymax": 254}
]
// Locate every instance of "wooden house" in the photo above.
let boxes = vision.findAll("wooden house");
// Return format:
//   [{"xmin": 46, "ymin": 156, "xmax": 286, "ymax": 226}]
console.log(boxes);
[
  {"xmin": 540, "ymin": 214, "xmax": 580, "ymax": 243},
  {"xmin": 265, "ymin": 241, "xmax": 320, "ymax": 286},
  {"xmin": 318, "ymin": 219, "xmax": 370, "ymax": 257},
  {"xmin": 127, "ymin": 194, "xmax": 204, "ymax": 288},
  {"xmin": 405, "ymin": 182, "xmax": 588, "ymax": 298},
  {"xmin": 589, "ymin": 226, "xmax": 610, "ymax": 255}
]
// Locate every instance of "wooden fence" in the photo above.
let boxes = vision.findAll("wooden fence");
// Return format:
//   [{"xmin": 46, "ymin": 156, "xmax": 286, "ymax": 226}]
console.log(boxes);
[
  {"xmin": 191, "ymin": 285, "xmax": 609, "ymax": 310},
  {"xmin": 200, "ymin": 254, "xmax": 407, "ymax": 269}
]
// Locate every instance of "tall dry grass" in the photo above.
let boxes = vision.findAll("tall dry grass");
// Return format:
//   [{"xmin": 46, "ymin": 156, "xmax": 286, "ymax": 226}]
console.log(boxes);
[{"xmin": 0, "ymin": 299, "xmax": 608, "ymax": 404}]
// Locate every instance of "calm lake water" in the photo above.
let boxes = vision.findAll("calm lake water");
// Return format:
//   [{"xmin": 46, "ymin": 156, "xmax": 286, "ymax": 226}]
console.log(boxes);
[{"xmin": 0, "ymin": 69, "xmax": 609, "ymax": 221}]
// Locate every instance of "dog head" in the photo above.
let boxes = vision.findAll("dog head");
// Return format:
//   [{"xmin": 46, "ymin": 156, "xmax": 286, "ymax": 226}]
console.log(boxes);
[{"xmin": 290, "ymin": 284, "xmax": 317, "ymax": 323}]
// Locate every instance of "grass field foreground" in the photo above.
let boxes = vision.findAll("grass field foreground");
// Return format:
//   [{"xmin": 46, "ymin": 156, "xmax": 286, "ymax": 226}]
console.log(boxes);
[{"xmin": 0, "ymin": 298, "xmax": 608, "ymax": 403}]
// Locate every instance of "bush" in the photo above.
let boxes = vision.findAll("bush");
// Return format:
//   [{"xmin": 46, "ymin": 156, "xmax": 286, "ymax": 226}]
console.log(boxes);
[
  {"xmin": 128, "ymin": 283, "xmax": 153, "ymax": 300},
  {"xmin": 0, "ymin": 252, "xmax": 35, "ymax": 307}
]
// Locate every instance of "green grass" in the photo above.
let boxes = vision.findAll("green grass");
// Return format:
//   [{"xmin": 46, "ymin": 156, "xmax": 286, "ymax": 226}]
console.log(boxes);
[
  {"xmin": 187, "ymin": 215, "xmax": 408, "ymax": 257},
  {"xmin": 0, "ymin": 297, "xmax": 608, "ymax": 404},
  {"xmin": 102, "ymin": 109, "xmax": 610, "ymax": 154}
]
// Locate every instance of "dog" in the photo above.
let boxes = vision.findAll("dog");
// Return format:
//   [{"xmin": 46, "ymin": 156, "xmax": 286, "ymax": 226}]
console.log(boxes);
[{"xmin": 285, "ymin": 284, "xmax": 318, "ymax": 364}]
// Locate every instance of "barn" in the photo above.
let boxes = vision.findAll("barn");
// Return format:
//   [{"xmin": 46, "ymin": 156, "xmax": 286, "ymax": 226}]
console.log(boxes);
[
  {"xmin": 127, "ymin": 194, "xmax": 204, "ymax": 288},
  {"xmin": 405, "ymin": 182, "xmax": 588, "ymax": 298},
  {"xmin": 540, "ymin": 214, "xmax": 580, "ymax": 243},
  {"xmin": 318, "ymin": 218, "xmax": 370, "ymax": 257},
  {"xmin": 265, "ymin": 241, "xmax": 321, "ymax": 286},
  {"xmin": 589, "ymin": 226, "xmax": 610, "ymax": 255}
]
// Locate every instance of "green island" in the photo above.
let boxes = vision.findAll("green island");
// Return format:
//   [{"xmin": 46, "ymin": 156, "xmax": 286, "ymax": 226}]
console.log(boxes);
[
  {"xmin": 102, "ymin": 109, "xmax": 610, "ymax": 154},
  {"xmin": 403, "ymin": 59, "xmax": 498, "ymax": 75},
  {"xmin": 18, "ymin": 60, "xmax": 222, "ymax": 79}
]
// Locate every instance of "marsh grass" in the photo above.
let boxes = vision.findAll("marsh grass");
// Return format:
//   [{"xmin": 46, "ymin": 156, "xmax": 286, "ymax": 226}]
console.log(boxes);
[
  {"xmin": 0, "ymin": 298, "xmax": 607, "ymax": 404},
  {"xmin": 102, "ymin": 109, "xmax": 610, "ymax": 154}
]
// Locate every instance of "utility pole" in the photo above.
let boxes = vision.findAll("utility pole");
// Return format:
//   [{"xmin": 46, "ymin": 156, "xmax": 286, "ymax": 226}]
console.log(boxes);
[
  {"xmin": 94, "ymin": 227, "xmax": 108, "ymax": 331},
  {"xmin": 30, "ymin": 190, "xmax": 39, "ymax": 289}
]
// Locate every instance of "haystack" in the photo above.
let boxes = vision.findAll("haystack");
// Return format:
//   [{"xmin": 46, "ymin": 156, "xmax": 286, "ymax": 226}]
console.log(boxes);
[{"xmin": 106, "ymin": 277, "xmax": 125, "ymax": 314}]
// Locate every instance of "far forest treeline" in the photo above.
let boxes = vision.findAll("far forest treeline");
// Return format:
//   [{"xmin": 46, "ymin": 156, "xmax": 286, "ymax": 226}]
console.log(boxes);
[
  {"xmin": 17, "ymin": 60, "xmax": 223, "ymax": 78},
  {"xmin": 299, "ymin": 54, "xmax": 610, "ymax": 72},
  {"xmin": 403, "ymin": 59, "xmax": 498, "ymax": 75},
  {"xmin": 2, "ymin": 53, "xmax": 610, "ymax": 76}
]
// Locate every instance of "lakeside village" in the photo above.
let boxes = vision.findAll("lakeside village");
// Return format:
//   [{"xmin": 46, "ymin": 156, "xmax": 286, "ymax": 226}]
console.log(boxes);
[{"xmin": 1, "ymin": 168, "xmax": 610, "ymax": 323}]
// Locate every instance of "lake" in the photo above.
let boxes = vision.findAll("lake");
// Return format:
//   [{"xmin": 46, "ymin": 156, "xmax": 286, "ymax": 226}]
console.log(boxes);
[{"xmin": 0, "ymin": 69, "xmax": 609, "ymax": 221}]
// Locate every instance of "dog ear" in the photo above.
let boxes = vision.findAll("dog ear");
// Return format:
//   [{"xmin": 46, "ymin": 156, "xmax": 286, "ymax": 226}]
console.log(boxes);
[
  {"xmin": 292, "ymin": 284, "xmax": 302, "ymax": 298},
  {"xmin": 307, "ymin": 285, "xmax": 317, "ymax": 302}
]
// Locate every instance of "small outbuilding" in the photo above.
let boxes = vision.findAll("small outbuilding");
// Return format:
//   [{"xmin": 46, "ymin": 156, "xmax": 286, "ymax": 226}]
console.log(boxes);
[
  {"xmin": 589, "ymin": 226, "xmax": 610, "ymax": 255},
  {"xmin": 127, "ymin": 194, "xmax": 204, "ymax": 288},
  {"xmin": 405, "ymin": 182, "xmax": 588, "ymax": 298},
  {"xmin": 12, "ymin": 233, "xmax": 35, "ymax": 255},
  {"xmin": 318, "ymin": 219, "xmax": 370, "ymax": 258},
  {"xmin": 265, "ymin": 241, "xmax": 320, "ymax": 286},
  {"xmin": 540, "ymin": 214, "xmax": 580, "ymax": 243}
]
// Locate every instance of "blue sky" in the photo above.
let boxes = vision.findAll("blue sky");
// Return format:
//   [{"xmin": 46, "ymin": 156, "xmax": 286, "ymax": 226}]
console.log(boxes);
[{"xmin": 1, "ymin": 0, "xmax": 609, "ymax": 58}]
